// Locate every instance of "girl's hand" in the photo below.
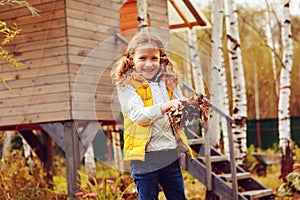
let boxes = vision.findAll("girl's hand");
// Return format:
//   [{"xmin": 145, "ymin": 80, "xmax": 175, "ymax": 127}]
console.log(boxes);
[{"xmin": 160, "ymin": 99, "xmax": 182, "ymax": 114}]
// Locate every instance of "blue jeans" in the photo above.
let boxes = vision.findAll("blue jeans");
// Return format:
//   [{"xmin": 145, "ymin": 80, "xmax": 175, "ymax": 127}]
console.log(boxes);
[{"xmin": 131, "ymin": 150, "xmax": 186, "ymax": 200}]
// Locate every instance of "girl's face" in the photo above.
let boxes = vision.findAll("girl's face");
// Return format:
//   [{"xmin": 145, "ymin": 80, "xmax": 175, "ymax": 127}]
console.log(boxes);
[{"xmin": 132, "ymin": 46, "xmax": 161, "ymax": 80}]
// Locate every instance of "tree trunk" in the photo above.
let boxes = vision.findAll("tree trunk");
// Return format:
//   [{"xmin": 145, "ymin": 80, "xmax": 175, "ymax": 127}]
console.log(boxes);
[
  {"xmin": 21, "ymin": 135, "xmax": 34, "ymax": 173},
  {"xmin": 112, "ymin": 130, "xmax": 123, "ymax": 172},
  {"xmin": 224, "ymin": 0, "xmax": 248, "ymax": 168},
  {"xmin": 84, "ymin": 145, "xmax": 97, "ymax": 182},
  {"xmin": 184, "ymin": 40, "xmax": 193, "ymax": 97},
  {"xmin": 188, "ymin": 28, "xmax": 205, "ymax": 95},
  {"xmin": 278, "ymin": 0, "xmax": 294, "ymax": 181},
  {"xmin": 137, "ymin": 0, "xmax": 148, "ymax": 30},
  {"xmin": 2, "ymin": 131, "xmax": 14, "ymax": 158},
  {"xmin": 209, "ymin": 0, "xmax": 225, "ymax": 148},
  {"xmin": 264, "ymin": 0, "xmax": 280, "ymax": 96}
]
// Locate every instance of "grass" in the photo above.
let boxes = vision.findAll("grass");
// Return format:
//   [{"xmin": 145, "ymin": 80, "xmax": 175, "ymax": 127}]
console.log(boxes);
[{"xmin": 252, "ymin": 164, "xmax": 283, "ymax": 192}]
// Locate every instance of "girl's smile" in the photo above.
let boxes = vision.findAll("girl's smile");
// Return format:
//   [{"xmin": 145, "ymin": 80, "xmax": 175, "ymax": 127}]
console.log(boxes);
[{"xmin": 132, "ymin": 46, "xmax": 161, "ymax": 80}]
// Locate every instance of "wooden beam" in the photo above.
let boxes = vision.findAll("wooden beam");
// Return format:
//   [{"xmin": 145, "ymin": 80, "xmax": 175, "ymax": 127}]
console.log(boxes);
[
  {"xmin": 39, "ymin": 122, "xmax": 66, "ymax": 152},
  {"xmin": 41, "ymin": 130, "xmax": 54, "ymax": 187},
  {"xmin": 0, "ymin": 124, "xmax": 41, "ymax": 131},
  {"xmin": 182, "ymin": 0, "xmax": 207, "ymax": 26},
  {"xmin": 169, "ymin": 21, "xmax": 199, "ymax": 29},
  {"xmin": 169, "ymin": 0, "xmax": 192, "ymax": 29},
  {"xmin": 79, "ymin": 121, "xmax": 100, "ymax": 161}
]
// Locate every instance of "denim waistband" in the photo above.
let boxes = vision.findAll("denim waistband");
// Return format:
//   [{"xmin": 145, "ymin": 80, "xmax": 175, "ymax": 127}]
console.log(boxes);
[{"xmin": 131, "ymin": 149, "xmax": 180, "ymax": 174}]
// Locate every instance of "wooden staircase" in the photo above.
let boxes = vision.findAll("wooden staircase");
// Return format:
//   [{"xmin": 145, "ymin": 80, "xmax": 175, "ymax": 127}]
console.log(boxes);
[
  {"xmin": 185, "ymin": 135, "xmax": 275, "ymax": 200},
  {"xmin": 180, "ymin": 83, "xmax": 275, "ymax": 199}
]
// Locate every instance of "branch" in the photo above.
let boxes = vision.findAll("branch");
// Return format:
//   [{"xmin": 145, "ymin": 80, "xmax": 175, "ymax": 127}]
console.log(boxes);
[{"xmin": 0, "ymin": 0, "xmax": 40, "ymax": 16}]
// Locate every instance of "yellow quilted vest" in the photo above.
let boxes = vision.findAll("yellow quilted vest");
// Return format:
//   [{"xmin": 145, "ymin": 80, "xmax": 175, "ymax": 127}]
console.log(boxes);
[{"xmin": 122, "ymin": 74, "xmax": 194, "ymax": 161}]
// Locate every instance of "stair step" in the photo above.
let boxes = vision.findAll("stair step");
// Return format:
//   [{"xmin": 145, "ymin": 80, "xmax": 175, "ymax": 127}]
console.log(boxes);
[
  {"xmin": 218, "ymin": 172, "xmax": 251, "ymax": 181},
  {"xmin": 240, "ymin": 189, "xmax": 274, "ymax": 199},
  {"xmin": 199, "ymin": 155, "xmax": 228, "ymax": 163},
  {"xmin": 188, "ymin": 138, "xmax": 204, "ymax": 145}
]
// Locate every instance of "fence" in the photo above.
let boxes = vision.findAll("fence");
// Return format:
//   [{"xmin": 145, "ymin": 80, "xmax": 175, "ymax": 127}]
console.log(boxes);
[{"xmin": 247, "ymin": 116, "xmax": 300, "ymax": 149}]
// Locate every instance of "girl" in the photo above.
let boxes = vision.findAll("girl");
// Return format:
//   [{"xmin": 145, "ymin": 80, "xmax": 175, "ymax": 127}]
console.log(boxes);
[{"xmin": 111, "ymin": 29, "xmax": 194, "ymax": 200}]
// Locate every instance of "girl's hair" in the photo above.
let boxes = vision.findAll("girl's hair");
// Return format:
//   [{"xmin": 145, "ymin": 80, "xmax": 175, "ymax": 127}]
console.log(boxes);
[{"xmin": 111, "ymin": 29, "xmax": 179, "ymax": 90}]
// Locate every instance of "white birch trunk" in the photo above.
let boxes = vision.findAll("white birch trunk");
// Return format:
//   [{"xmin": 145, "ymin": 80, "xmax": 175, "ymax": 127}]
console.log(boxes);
[
  {"xmin": 265, "ymin": 0, "xmax": 279, "ymax": 96},
  {"xmin": 211, "ymin": 0, "xmax": 231, "ymax": 155},
  {"xmin": 21, "ymin": 136, "xmax": 35, "ymax": 172},
  {"xmin": 185, "ymin": 43, "xmax": 193, "ymax": 91},
  {"xmin": 278, "ymin": 0, "xmax": 294, "ymax": 180},
  {"xmin": 188, "ymin": 29, "xmax": 205, "ymax": 95},
  {"xmin": 84, "ymin": 145, "xmax": 97, "ymax": 181},
  {"xmin": 209, "ymin": 0, "xmax": 224, "ymax": 148},
  {"xmin": 224, "ymin": 0, "xmax": 248, "ymax": 168},
  {"xmin": 112, "ymin": 130, "xmax": 124, "ymax": 172},
  {"xmin": 2, "ymin": 131, "xmax": 14, "ymax": 158},
  {"xmin": 137, "ymin": 0, "xmax": 148, "ymax": 30}
]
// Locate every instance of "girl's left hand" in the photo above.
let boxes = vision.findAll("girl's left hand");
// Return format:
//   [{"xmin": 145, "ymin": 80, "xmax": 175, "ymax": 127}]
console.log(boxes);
[{"xmin": 160, "ymin": 99, "xmax": 182, "ymax": 114}]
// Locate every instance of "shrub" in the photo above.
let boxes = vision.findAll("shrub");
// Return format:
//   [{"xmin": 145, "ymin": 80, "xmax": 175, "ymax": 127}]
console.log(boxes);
[{"xmin": 0, "ymin": 149, "xmax": 66, "ymax": 199}]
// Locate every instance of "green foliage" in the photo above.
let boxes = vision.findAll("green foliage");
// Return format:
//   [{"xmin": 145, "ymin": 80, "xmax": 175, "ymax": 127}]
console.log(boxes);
[
  {"xmin": 0, "ymin": 0, "xmax": 39, "ymax": 17},
  {"xmin": 0, "ymin": 0, "xmax": 39, "ymax": 86},
  {"xmin": 278, "ymin": 172, "xmax": 300, "ymax": 197},
  {"xmin": 0, "ymin": 149, "xmax": 66, "ymax": 199},
  {"xmin": 0, "ymin": 20, "xmax": 22, "ymax": 69}
]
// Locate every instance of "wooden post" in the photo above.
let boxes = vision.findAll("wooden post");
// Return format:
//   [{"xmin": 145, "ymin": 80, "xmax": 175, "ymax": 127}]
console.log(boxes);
[
  {"xmin": 40, "ymin": 121, "xmax": 98, "ymax": 197},
  {"xmin": 227, "ymin": 121, "xmax": 238, "ymax": 200},
  {"xmin": 41, "ymin": 130, "xmax": 54, "ymax": 187},
  {"xmin": 204, "ymin": 121, "xmax": 212, "ymax": 191},
  {"xmin": 64, "ymin": 121, "xmax": 80, "ymax": 199}
]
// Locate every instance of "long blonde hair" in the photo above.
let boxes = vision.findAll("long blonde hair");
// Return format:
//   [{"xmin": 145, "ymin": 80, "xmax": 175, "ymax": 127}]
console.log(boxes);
[{"xmin": 111, "ymin": 30, "xmax": 179, "ymax": 90}]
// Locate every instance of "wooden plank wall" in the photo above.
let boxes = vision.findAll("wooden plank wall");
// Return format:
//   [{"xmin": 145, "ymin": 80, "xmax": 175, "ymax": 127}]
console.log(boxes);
[
  {"xmin": 0, "ymin": 0, "xmax": 70, "ymax": 127},
  {"xmin": 66, "ymin": 0, "xmax": 123, "ymax": 122},
  {"xmin": 148, "ymin": 0, "xmax": 169, "ymax": 29}
]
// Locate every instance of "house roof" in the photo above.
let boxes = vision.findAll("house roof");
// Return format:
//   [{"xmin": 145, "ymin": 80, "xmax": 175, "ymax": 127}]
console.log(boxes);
[{"xmin": 168, "ymin": 0, "xmax": 211, "ymax": 30}]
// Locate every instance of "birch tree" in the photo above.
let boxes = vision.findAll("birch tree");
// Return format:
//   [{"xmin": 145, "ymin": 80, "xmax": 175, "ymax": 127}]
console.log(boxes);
[
  {"xmin": 84, "ymin": 145, "xmax": 97, "ymax": 181},
  {"xmin": 112, "ymin": 130, "xmax": 124, "ymax": 172},
  {"xmin": 1, "ymin": 131, "xmax": 14, "ymax": 158},
  {"xmin": 278, "ymin": 0, "xmax": 294, "ymax": 181},
  {"xmin": 224, "ymin": 0, "xmax": 248, "ymax": 168},
  {"xmin": 188, "ymin": 29, "xmax": 205, "ymax": 95},
  {"xmin": 209, "ymin": 0, "xmax": 223, "ymax": 148},
  {"xmin": 137, "ymin": 0, "xmax": 148, "ymax": 30},
  {"xmin": 264, "ymin": 0, "xmax": 280, "ymax": 96},
  {"xmin": 210, "ymin": 0, "xmax": 231, "ymax": 155}
]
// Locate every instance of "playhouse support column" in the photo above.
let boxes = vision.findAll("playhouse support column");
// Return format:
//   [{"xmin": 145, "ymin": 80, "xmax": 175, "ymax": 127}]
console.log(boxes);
[
  {"xmin": 41, "ymin": 130, "xmax": 54, "ymax": 186},
  {"xmin": 64, "ymin": 121, "xmax": 80, "ymax": 198}
]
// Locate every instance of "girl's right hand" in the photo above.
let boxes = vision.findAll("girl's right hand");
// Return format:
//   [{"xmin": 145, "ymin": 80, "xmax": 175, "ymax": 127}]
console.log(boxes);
[{"xmin": 160, "ymin": 99, "xmax": 182, "ymax": 114}]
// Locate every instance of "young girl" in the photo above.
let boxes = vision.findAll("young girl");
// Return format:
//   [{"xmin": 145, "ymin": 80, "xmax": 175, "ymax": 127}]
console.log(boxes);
[{"xmin": 111, "ymin": 29, "xmax": 194, "ymax": 200}]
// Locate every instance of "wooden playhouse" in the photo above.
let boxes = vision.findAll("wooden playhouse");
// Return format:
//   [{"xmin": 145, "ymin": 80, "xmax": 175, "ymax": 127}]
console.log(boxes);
[{"xmin": 0, "ymin": 0, "xmax": 209, "ymax": 197}]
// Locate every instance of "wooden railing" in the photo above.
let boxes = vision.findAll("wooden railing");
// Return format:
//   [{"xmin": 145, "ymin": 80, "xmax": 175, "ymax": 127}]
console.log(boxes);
[{"xmin": 182, "ymin": 82, "xmax": 239, "ymax": 200}]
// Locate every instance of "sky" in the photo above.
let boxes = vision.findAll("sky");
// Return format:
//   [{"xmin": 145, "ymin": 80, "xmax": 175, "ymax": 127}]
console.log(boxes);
[{"xmin": 197, "ymin": 0, "xmax": 300, "ymax": 16}]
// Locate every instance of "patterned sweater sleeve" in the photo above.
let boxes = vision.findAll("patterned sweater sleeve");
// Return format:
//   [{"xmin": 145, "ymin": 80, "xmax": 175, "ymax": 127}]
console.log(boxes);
[{"xmin": 117, "ymin": 85, "xmax": 164, "ymax": 126}]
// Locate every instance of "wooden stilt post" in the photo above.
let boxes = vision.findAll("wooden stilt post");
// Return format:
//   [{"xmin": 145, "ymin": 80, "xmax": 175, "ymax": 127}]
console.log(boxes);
[
  {"xmin": 41, "ymin": 130, "xmax": 54, "ymax": 187},
  {"xmin": 64, "ymin": 121, "xmax": 80, "ymax": 199}
]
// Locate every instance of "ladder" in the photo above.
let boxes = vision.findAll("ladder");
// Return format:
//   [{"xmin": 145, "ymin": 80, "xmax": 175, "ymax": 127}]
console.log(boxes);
[{"xmin": 182, "ymin": 93, "xmax": 275, "ymax": 200}]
